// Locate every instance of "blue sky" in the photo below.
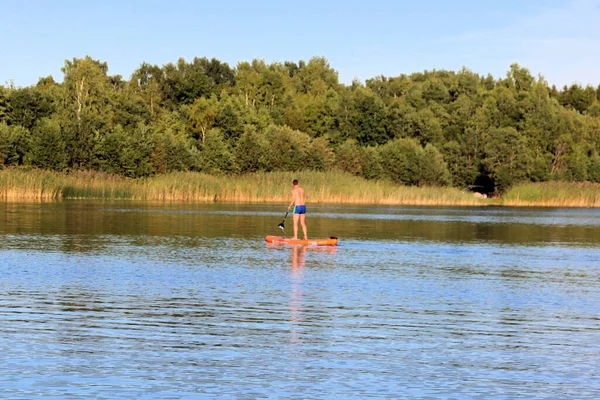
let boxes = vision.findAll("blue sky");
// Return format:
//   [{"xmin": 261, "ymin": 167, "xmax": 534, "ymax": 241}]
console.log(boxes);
[{"xmin": 1, "ymin": 0, "xmax": 599, "ymax": 88}]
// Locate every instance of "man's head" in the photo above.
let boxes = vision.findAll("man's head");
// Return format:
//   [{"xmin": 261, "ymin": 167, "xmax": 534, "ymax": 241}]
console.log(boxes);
[{"xmin": 292, "ymin": 179, "xmax": 299, "ymax": 186}]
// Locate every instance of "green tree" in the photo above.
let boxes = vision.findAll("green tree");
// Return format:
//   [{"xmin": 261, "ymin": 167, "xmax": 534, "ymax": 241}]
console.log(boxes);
[
  {"xmin": 262, "ymin": 125, "xmax": 311, "ymax": 171},
  {"xmin": 151, "ymin": 128, "xmax": 194, "ymax": 174},
  {"xmin": 482, "ymin": 127, "xmax": 533, "ymax": 191},
  {"xmin": 118, "ymin": 125, "xmax": 155, "ymax": 177},
  {"xmin": 234, "ymin": 126, "xmax": 270, "ymax": 172},
  {"xmin": 360, "ymin": 146, "xmax": 383, "ymax": 180},
  {"xmin": 0, "ymin": 86, "xmax": 9, "ymax": 123},
  {"xmin": 196, "ymin": 128, "xmax": 237, "ymax": 173},
  {"xmin": 379, "ymin": 138, "xmax": 422, "ymax": 185},
  {"xmin": 215, "ymin": 98, "xmax": 244, "ymax": 142},
  {"xmin": 442, "ymin": 140, "xmax": 478, "ymax": 187},
  {"xmin": 345, "ymin": 88, "xmax": 390, "ymax": 145},
  {"xmin": 302, "ymin": 89, "xmax": 339, "ymax": 138},
  {"xmin": 29, "ymin": 118, "xmax": 68, "ymax": 170},
  {"xmin": 418, "ymin": 143, "xmax": 451, "ymax": 186},
  {"xmin": 188, "ymin": 96, "xmax": 218, "ymax": 143},
  {"xmin": 335, "ymin": 139, "xmax": 363, "ymax": 175},
  {"xmin": 236, "ymin": 60, "xmax": 264, "ymax": 107},
  {"xmin": 131, "ymin": 62, "xmax": 164, "ymax": 117},
  {"xmin": 295, "ymin": 57, "xmax": 339, "ymax": 96},
  {"xmin": 307, "ymin": 137, "xmax": 335, "ymax": 171},
  {"xmin": 59, "ymin": 56, "xmax": 114, "ymax": 169},
  {"xmin": 0, "ymin": 122, "xmax": 30, "ymax": 166},
  {"xmin": 7, "ymin": 87, "xmax": 55, "ymax": 130}
]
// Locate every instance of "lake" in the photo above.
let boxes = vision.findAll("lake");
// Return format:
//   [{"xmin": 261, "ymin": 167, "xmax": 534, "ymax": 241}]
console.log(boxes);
[{"xmin": 1, "ymin": 201, "xmax": 599, "ymax": 399}]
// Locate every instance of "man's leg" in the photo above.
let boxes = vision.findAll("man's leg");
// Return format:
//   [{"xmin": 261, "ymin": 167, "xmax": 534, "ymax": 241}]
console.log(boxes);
[
  {"xmin": 300, "ymin": 214, "xmax": 307, "ymax": 240},
  {"xmin": 293, "ymin": 213, "xmax": 299, "ymax": 239}
]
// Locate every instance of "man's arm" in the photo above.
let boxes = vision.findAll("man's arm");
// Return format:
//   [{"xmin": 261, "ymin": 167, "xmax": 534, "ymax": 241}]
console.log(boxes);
[{"xmin": 288, "ymin": 190, "xmax": 296, "ymax": 211}]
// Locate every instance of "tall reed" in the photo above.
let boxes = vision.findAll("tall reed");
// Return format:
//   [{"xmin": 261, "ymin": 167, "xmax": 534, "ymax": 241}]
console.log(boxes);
[
  {"xmin": 0, "ymin": 168, "xmax": 486, "ymax": 205},
  {"xmin": 503, "ymin": 181, "xmax": 600, "ymax": 207}
]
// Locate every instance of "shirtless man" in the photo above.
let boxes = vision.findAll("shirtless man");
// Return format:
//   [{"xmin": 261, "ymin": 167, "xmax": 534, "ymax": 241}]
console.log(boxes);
[{"xmin": 287, "ymin": 179, "xmax": 307, "ymax": 240}]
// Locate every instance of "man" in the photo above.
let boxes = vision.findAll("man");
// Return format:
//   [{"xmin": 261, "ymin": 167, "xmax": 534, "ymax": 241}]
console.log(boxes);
[{"xmin": 287, "ymin": 179, "xmax": 307, "ymax": 240}]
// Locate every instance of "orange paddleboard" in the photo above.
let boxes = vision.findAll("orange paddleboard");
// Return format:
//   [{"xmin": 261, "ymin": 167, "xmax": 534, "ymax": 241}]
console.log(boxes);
[{"xmin": 265, "ymin": 235, "xmax": 338, "ymax": 246}]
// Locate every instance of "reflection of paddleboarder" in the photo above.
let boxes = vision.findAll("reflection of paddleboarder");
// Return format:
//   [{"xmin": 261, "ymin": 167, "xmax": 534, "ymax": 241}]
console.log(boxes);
[
  {"xmin": 289, "ymin": 245, "xmax": 306, "ymax": 347},
  {"xmin": 287, "ymin": 179, "xmax": 307, "ymax": 241},
  {"xmin": 292, "ymin": 244, "xmax": 307, "ymax": 271}
]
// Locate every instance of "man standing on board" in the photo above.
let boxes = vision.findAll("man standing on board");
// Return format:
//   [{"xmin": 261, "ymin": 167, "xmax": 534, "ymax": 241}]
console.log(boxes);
[{"xmin": 288, "ymin": 179, "xmax": 307, "ymax": 240}]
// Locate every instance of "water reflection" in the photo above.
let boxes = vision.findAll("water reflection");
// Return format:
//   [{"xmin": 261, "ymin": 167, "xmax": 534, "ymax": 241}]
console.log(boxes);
[
  {"xmin": 2, "ymin": 202, "xmax": 600, "ymax": 248},
  {"xmin": 290, "ymin": 245, "xmax": 306, "ymax": 348}
]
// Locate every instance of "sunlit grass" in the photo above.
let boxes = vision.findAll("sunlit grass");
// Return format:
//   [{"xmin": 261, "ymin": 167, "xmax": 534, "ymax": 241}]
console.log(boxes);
[
  {"xmin": 0, "ymin": 168, "xmax": 487, "ymax": 205},
  {"xmin": 503, "ymin": 181, "xmax": 600, "ymax": 207}
]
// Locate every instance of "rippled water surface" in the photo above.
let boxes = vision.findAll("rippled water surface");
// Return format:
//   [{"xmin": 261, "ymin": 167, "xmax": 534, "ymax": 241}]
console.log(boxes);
[{"xmin": 1, "ymin": 202, "xmax": 599, "ymax": 399}]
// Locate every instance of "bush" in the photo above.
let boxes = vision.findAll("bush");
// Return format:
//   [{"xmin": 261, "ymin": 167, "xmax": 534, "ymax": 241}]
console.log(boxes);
[
  {"xmin": 0, "ymin": 122, "xmax": 30, "ymax": 166},
  {"xmin": 307, "ymin": 136, "xmax": 335, "ymax": 171},
  {"xmin": 336, "ymin": 139, "xmax": 363, "ymax": 175},
  {"xmin": 361, "ymin": 146, "xmax": 383, "ymax": 180},
  {"xmin": 262, "ymin": 124, "xmax": 311, "ymax": 171},
  {"xmin": 418, "ymin": 143, "xmax": 451, "ymax": 186},
  {"xmin": 151, "ymin": 129, "xmax": 194, "ymax": 173},
  {"xmin": 196, "ymin": 128, "xmax": 237, "ymax": 174},
  {"xmin": 234, "ymin": 125, "xmax": 270, "ymax": 172},
  {"xmin": 379, "ymin": 138, "xmax": 421, "ymax": 185},
  {"xmin": 29, "ymin": 118, "xmax": 67, "ymax": 170}
]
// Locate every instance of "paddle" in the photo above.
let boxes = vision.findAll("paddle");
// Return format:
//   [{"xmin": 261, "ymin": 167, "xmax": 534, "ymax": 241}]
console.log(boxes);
[{"xmin": 278, "ymin": 210, "xmax": 289, "ymax": 230}]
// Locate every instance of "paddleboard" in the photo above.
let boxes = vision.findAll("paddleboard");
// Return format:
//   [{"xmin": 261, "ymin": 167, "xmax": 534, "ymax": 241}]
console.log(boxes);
[{"xmin": 265, "ymin": 235, "xmax": 338, "ymax": 246}]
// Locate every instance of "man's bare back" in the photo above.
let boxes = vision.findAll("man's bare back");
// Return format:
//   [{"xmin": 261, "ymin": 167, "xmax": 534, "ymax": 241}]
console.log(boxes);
[
  {"xmin": 291, "ymin": 185, "xmax": 305, "ymax": 206},
  {"xmin": 287, "ymin": 179, "xmax": 307, "ymax": 240}
]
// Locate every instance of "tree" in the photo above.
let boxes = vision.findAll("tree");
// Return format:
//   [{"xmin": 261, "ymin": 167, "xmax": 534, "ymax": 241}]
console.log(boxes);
[
  {"xmin": 482, "ymin": 127, "xmax": 533, "ymax": 191},
  {"xmin": 151, "ymin": 112, "xmax": 194, "ymax": 174},
  {"xmin": 302, "ymin": 89, "xmax": 339, "ymax": 138},
  {"xmin": 442, "ymin": 140, "xmax": 478, "ymax": 187},
  {"xmin": 345, "ymin": 88, "xmax": 390, "ymax": 145},
  {"xmin": 173, "ymin": 57, "xmax": 212, "ymax": 104},
  {"xmin": 188, "ymin": 96, "xmax": 217, "ymax": 143},
  {"xmin": 59, "ymin": 56, "xmax": 114, "ymax": 169},
  {"xmin": 234, "ymin": 126, "xmax": 269, "ymax": 172},
  {"xmin": 0, "ymin": 86, "xmax": 9, "ymax": 123},
  {"xmin": 0, "ymin": 122, "xmax": 30, "ymax": 166},
  {"xmin": 505, "ymin": 63, "xmax": 534, "ymax": 93},
  {"xmin": 295, "ymin": 57, "xmax": 339, "ymax": 96},
  {"xmin": 418, "ymin": 143, "xmax": 451, "ymax": 186},
  {"xmin": 262, "ymin": 125, "xmax": 311, "ymax": 171},
  {"xmin": 214, "ymin": 97, "xmax": 244, "ymax": 142},
  {"xmin": 236, "ymin": 60, "xmax": 264, "ymax": 107},
  {"xmin": 29, "ymin": 118, "xmax": 68, "ymax": 170},
  {"xmin": 131, "ymin": 62, "xmax": 164, "ymax": 118},
  {"xmin": 335, "ymin": 139, "xmax": 363, "ymax": 175},
  {"xmin": 307, "ymin": 137, "xmax": 335, "ymax": 171},
  {"xmin": 379, "ymin": 138, "xmax": 422, "ymax": 185},
  {"xmin": 7, "ymin": 87, "xmax": 55, "ymax": 130},
  {"xmin": 196, "ymin": 128, "xmax": 237, "ymax": 174}
]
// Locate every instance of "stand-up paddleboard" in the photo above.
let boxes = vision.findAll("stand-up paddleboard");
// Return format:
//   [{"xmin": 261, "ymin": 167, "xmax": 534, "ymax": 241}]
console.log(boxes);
[{"xmin": 265, "ymin": 235, "xmax": 338, "ymax": 246}]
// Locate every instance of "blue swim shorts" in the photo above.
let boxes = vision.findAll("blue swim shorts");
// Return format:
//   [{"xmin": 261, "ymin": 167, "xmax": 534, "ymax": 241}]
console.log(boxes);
[{"xmin": 293, "ymin": 205, "xmax": 306, "ymax": 214}]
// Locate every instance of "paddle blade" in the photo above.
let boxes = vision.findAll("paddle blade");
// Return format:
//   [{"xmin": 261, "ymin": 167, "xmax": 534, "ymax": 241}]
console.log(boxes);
[{"xmin": 277, "ymin": 210, "xmax": 288, "ymax": 230}]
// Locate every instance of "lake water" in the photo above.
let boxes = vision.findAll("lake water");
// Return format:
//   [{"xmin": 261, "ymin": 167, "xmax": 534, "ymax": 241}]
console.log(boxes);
[{"xmin": 1, "ymin": 201, "xmax": 599, "ymax": 399}]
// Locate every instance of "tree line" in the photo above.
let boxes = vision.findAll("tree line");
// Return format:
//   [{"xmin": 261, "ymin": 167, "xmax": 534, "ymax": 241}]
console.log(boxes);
[{"xmin": 1, "ymin": 56, "xmax": 599, "ymax": 193}]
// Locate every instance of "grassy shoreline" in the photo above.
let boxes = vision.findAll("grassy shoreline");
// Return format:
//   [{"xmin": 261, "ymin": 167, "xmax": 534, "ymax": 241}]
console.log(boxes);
[
  {"xmin": 1, "ymin": 168, "xmax": 599, "ymax": 207},
  {"xmin": 503, "ymin": 181, "xmax": 600, "ymax": 207}
]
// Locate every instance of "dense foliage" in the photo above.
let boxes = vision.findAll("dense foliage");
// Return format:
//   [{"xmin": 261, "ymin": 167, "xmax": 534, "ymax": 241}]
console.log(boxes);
[{"xmin": 1, "ymin": 56, "xmax": 599, "ymax": 193}]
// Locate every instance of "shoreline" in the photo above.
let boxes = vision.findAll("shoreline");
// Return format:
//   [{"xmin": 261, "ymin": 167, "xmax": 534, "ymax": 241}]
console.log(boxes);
[{"xmin": 1, "ymin": 168, "xmax": 599, "ymax": 208}]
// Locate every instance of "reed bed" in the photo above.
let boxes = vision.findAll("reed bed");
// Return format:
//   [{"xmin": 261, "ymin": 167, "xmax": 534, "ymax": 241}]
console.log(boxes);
[
  {"xmin": 503, "ymin": 181, "xmax": 600, "ymax": 207},
  {"xmin": 0, "ymin": 168, "xmax": 486, "ymax": 205},
  {"xmin": 4, "ymin": 168, "xmax": 598, "ymax": 207}
]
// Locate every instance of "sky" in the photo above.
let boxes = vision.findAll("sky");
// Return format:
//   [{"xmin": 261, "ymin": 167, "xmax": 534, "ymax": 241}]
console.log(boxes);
[{"xmin": 1, "ymin": 0, "xmax": 599, "ymax": 88}]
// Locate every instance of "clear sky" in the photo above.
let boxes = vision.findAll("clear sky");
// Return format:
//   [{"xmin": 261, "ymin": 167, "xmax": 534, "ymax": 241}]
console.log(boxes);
[{"xmin": 1, "ymin": 0, "xmax": 599, "ymax": 88}]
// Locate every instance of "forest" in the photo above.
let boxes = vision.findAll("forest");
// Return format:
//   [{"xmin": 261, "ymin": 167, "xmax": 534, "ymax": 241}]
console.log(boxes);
[{"xmin": 1, "ymin": 56, "xmax": 600, "ymax": 194}]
